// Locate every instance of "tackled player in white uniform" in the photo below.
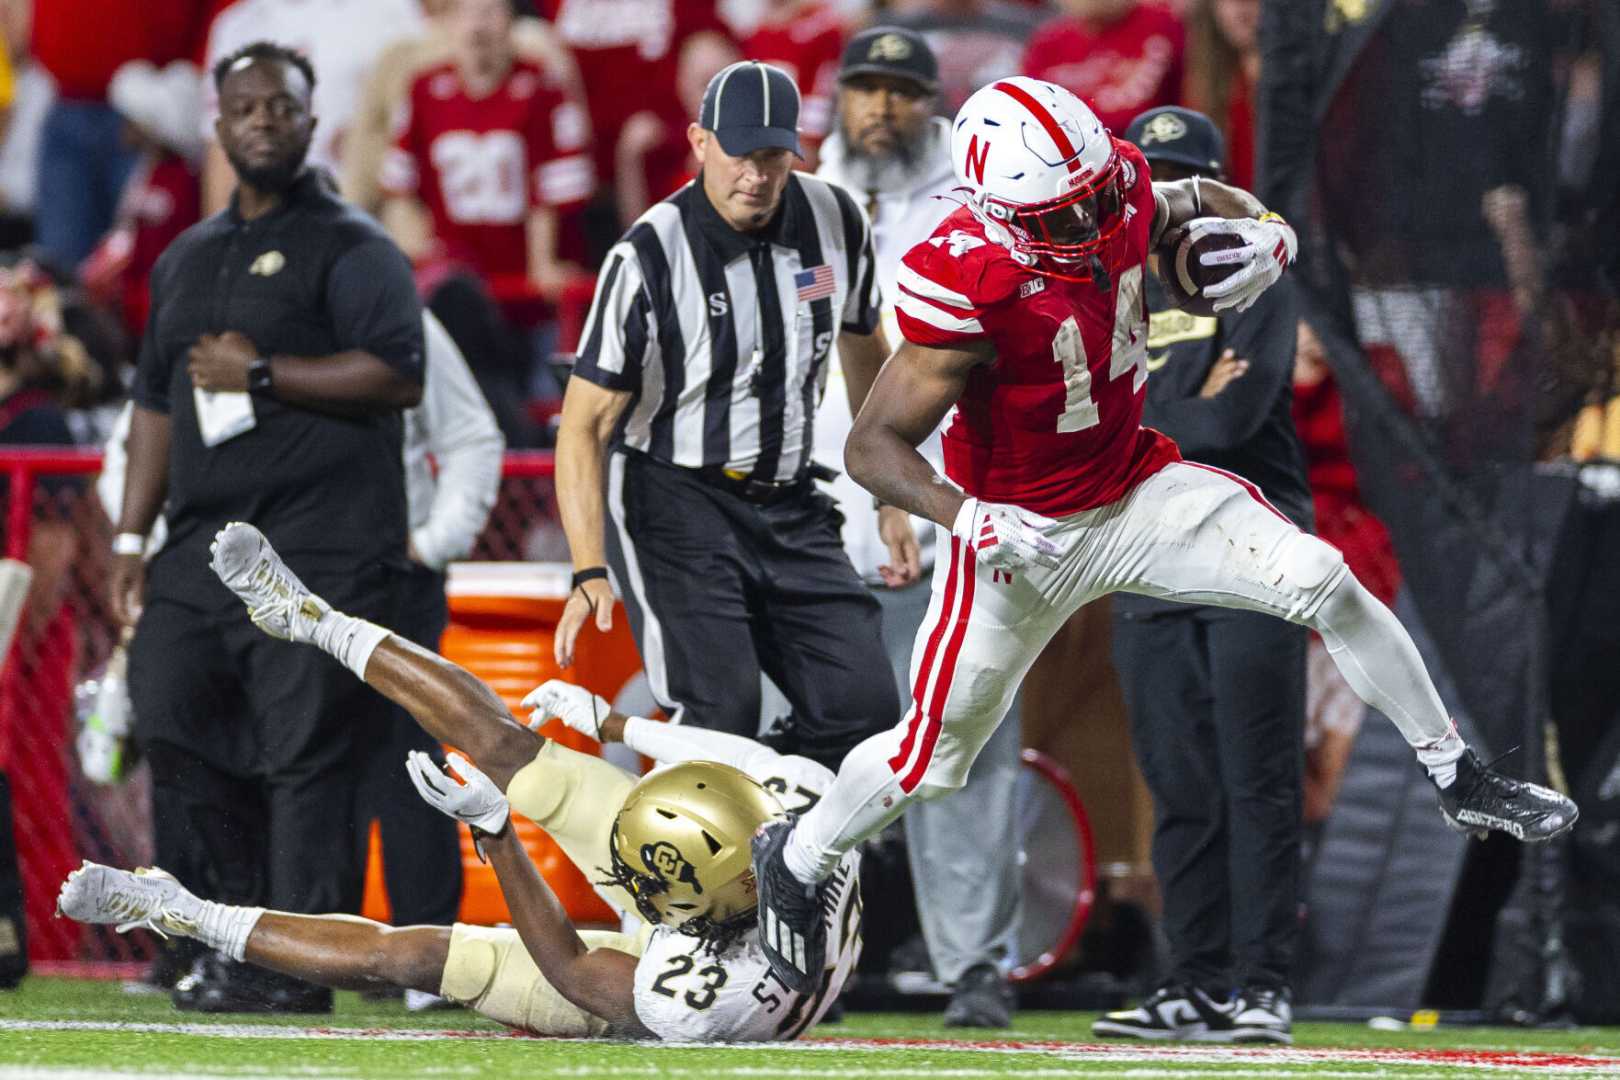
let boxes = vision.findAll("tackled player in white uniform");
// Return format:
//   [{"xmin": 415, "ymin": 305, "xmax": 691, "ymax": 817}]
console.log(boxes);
[{"xmin": 59, "ymin": 522, "xmax": 860, "ymax": 1042}]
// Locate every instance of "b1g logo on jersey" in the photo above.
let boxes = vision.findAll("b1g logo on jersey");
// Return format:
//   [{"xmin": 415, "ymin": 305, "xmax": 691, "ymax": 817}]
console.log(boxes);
[{"xmin": 642, "ymin": 841, "xmax": 703, "ymax": 893}]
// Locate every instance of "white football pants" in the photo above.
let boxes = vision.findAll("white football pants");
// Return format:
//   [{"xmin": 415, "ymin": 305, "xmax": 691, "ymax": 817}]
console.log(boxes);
[{"xmin": 789, "ymin": 462, "xmax": 1457, "ymax": 882}]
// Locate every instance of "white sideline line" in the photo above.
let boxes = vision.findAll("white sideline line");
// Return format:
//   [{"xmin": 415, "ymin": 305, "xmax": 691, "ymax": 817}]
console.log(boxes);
[
  {"xmin": 0, "ymin": 1069, "xmax": 1559, "ymax": 1080},
  {"xmin": 4, "ymin": 1021, "xmax": 1618, "ymax": 1074}
]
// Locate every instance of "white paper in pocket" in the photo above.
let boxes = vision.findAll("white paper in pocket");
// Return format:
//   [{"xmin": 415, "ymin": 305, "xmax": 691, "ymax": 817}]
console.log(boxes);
[{"xmin": 194, "ymin": 388, "xmax": 257, "ymax": 447}]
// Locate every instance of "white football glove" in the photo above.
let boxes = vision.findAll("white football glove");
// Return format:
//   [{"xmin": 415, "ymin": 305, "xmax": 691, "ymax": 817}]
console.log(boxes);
[
  {"xmin": 951, "ymin": 498, "xmax": 1061, "ymax": 572},
  {"xmin": 1189, "ymin": 214, "xmax": 1298, "ymax": 314},
  {"xmin": 405, "ymin": 750, "xmax": 509, "ymax": 835},
  {"xmin": 520, "ymin": 678, "xmax": 611, "ymax": 739}
]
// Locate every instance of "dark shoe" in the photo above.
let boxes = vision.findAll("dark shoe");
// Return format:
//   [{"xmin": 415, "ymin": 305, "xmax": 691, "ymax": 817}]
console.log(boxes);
[
  {"xmin": 1092, "ymin": 983, "xmax": 1235, "ymax": 1041},
  {"xmin": 173, "ymin": 953, "xmax": 332, "ymax": 1014},
  {"xmin": 943, "ymin": 963, "xmax": 1013, "ymax": 1028},
  {"xmin": 1435, "ymin": 750, "xmax": 1578, "ymax": 842},
  {"xmin": 144, "ymin": 936, "xmax": 203, "ymax": 991},
  {"xmin": 1231, "ymin": 985, "xmax": 1292, "ymax": 1044},
  {"xmin": 750, "ymin": 820, "xmax": 828, "ymax": 993}
]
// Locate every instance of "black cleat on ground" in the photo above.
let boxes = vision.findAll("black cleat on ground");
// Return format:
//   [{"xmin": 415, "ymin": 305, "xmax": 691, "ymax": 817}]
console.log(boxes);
[
  {"xmin": 1434, "ymin": 750, "xmax": 1578, "ymax": 843},
  {"xmin": 750, "ymin": 820, "xmax": 827, "ymax": 994},
  {"xmin": 173, "ymin": 953, "xmax": 333, "ymax": 1014},
  {"xmin": 943, "ymin": 963, "xmax": 1014, "ymax": 1028}
]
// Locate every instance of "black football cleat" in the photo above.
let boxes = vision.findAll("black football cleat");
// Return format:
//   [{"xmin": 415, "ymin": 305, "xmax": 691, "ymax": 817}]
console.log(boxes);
[
  {"xmin": 751, "ymin": 820, "xmax": 827, "ymax": 994},
  {"xmin": 1434, "ymin": 750, "xmax": 1578, "ymax": 842}
]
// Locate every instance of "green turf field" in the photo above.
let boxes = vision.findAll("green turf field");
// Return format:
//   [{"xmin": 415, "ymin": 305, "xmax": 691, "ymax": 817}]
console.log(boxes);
[{"xmin": 4, "ymin": 977, "xmax": 1619, "ymax": 1078}]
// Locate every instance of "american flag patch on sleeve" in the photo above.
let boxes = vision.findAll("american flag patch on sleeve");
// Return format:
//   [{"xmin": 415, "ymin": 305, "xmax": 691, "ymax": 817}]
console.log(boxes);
[{"xmin": 795, "ymin": 264, "xmax": 836, "ymax": 302}]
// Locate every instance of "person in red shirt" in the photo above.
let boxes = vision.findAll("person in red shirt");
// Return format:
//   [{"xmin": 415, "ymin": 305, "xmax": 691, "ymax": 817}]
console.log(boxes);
[
  {"xmin": 1184, "ymin": 0, "xmax": 1259, "ymax": 192},
  {"xmin": 382, "ymin": 0, "xmax": 594, "ymax": 299},
  {"xmin": 741, "ymin": 1, "xmax": 846, "ymax": 153},
  {"xmin": 28, "ymin": 0, "xmax": 212, "ymax": 268},
  {"xmin": 750, "ymin": 76, "xmax": 1576, "ymax": 998},
  {"xmin": 80, "ymin": 60, "xmax": 205, "ymax": 341},
  {"xmin": 1022, "ymin": 0, "xmax": 1185, "ymax": 135},
  {"xmin": 539, "ymin": 0, "xmax": 731, "ymax": 224},
  {"xmin": 613, "ymin": 31, "xmax": 740, "ymax": 224}
]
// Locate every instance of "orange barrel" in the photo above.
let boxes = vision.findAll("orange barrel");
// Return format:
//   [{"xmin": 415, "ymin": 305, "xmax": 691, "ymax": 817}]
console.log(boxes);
[{"xmin": 360, "ymin": 562, "xmax": 646, "ymax": 928}]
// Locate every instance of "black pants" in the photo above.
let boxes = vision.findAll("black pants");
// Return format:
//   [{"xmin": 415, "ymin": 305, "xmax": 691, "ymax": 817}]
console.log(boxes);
[
  {"xmin": 129, "ymin": 565, "xmax": 399, "ymax": 916},
  {"xmin": 604, "ymin": 451, "xmax": 897, "ymax": 770},
  {"xmin": 1113, "ymin": 604, "xmax": 1306, "ymax": 993},
  {"xmin": 353, "ymin": 565, "xmax": 464, "ymax": 926}
]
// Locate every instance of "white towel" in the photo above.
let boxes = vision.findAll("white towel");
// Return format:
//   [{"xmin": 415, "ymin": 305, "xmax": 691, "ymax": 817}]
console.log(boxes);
[{"xmin": 194, "ymin": 387, "xmax": 256, "ymax": 447}]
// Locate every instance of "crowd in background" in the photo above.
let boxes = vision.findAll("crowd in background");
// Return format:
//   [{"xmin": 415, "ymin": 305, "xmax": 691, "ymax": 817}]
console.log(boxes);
[{"xmin": 0, "ymin": 0, "xmax": 1273, "ymax": 450}]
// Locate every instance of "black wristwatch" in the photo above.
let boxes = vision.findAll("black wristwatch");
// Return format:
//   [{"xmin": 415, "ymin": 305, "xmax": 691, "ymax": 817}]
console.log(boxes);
[{"xmin": 247, "ymin": 356, "xmax": 274, "ymax": 396}]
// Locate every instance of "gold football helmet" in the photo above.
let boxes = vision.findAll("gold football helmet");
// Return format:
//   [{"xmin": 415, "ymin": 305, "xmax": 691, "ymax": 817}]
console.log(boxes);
[{"xmin": 606, "ymin": 761, "xmax": 786, "ymax": 949}]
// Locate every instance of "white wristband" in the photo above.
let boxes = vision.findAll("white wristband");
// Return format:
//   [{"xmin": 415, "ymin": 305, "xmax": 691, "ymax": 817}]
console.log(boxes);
[{"xmin": 112, "ymin": 532, "xmax": 146, "ymax": 557}]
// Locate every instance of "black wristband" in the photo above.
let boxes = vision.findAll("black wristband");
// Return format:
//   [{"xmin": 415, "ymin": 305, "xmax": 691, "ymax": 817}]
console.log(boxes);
[{"xmin": 571, "ymin": 567, "xmax": 609, "ymax": 591}]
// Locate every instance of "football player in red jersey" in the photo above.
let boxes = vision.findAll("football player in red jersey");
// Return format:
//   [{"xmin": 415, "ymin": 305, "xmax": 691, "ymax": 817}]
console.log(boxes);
[
  {"xmin": 381, "ymin": 0, "xmax": 594, "ymax": 299},
  {"xmin": 751, "ymin": 76, "xmax": 1579, "ymax": 993}
]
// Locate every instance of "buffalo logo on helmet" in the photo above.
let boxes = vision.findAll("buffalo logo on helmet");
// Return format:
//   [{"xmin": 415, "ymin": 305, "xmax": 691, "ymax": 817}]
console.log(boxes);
[
  {"xmin": 642, "ymin": 841, "xmax": 703, "ymax": 894},
  {"xmin": 1139, "ymin": 112, "xmax": 1187, "ymax": 147},
  {"xmin": 867, "ymin": 33, "xmax": 912, "ymax": 62}
]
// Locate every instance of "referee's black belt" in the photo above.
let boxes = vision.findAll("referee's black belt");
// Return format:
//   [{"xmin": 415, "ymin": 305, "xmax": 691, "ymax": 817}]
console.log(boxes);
[{"xmin": 631, "ymin": 451, "xmax": 838, "ymax": 506}]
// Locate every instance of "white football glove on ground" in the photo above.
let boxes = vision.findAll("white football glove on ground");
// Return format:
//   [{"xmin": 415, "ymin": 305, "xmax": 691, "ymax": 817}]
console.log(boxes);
[
  {"xmin": 1190, "ymin": 214, "xmax": 1298, "ymax": 313},
  {"xmin": 520, "ymin": 678, "xmax": 611, "ymax": 739},
  {"xmin": 952, "ymin": 498, "xmax": 1061, "ymax": 572},
  {"xmin": 406, "ymin": 750, "xmax": 509, "ymax": 835}
]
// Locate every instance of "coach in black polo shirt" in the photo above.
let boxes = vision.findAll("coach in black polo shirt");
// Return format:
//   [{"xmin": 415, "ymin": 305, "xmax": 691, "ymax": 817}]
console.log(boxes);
[
  {"xmin": 1096, "ymin": 107, "xmax": 1309, "ymax": 1043},
  {"xmin": 110, "ymin": 42, "xmax": 423, "ymax": 1013},
  {"xmin": 555, "ymin": 61, "xmax": 900, "ymax": 769}
]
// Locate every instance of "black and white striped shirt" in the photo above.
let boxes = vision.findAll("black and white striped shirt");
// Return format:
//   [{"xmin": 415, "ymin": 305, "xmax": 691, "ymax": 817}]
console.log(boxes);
[{"xmin": 573, "ymin": 173, "xmax": 881, "ymax": 482}]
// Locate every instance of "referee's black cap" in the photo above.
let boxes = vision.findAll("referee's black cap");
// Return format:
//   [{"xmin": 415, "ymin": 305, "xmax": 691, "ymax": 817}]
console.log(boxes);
[
  {"xmin": 837, "ymin": 26, "xmax": 938, "ymax": 94},
  {"xmin": 1124, "ymin": 106, "xmax": 1225, "ymax": 177},
  {"xmin": 700, "ymin": 61, "xmax": 804, "ymax": 159}
]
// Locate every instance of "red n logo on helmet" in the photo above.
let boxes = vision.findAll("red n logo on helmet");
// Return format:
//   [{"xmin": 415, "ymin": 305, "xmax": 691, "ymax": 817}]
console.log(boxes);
[{"xmin": 965, "ymin": 135, "xmax": 990, "ymax": 185}]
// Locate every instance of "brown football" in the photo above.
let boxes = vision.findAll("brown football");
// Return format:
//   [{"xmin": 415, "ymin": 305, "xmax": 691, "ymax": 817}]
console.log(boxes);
[{"xmin": 1158, "ymin": 226, "xmax": 1247, "ymax": 317}]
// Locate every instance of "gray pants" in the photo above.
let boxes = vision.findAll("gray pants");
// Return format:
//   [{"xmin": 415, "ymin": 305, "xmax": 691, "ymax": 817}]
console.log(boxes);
[{"xmin": 878, "ymin": 579, "xmax": 1023, "ymax": 985}]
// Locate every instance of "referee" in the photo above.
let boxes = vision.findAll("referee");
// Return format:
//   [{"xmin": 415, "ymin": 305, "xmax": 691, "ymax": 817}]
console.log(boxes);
[
  {"xmin": 1096, "ymin": 107, "xmax": 1308, "ymax": 1044},
  {"xmin": 555, "ymin": 61, "xmax": 900, "ymax": 769}
]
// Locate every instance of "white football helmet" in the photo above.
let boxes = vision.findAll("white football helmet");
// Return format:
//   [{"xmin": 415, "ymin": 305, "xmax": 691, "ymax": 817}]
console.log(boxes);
[{"xmin": 950, "ymin": 77, "xmax": 1129, "ymax": 283}]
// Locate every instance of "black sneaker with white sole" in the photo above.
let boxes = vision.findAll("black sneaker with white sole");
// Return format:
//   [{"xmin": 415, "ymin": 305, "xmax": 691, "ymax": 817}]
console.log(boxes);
[
  {"xmin": 750, "ymin": 819, "xmax": 827, "ymax": 993},
  {"xmin": 1092, "ymin": 984, "xmax": 1236, "ymax": 1042},
  {"xmin": 1435, "ymin": 750, "xmax": 1578, "ymax": 842},
  {"xmin": 1231, "ymin": 985, "xmax": 1293, "ymax": 1044}
]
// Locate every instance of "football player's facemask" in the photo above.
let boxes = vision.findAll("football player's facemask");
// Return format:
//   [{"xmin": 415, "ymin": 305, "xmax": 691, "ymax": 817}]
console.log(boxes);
[
  {"xmin": 985, "ymin": 153, "xmax": 1127, "ymax": 287},
  {"xmin": 600, "ymin": 761, "xmax": 786, "ymax": 954}
]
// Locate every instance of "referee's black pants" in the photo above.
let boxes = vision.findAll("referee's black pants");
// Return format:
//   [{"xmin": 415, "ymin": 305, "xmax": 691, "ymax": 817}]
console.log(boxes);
[
  {"xmin": 353, "ymin": 564, "xmax": 464, "ymax": 926},
  {"xmin": 1112, "ymin": 603, "xmax": 1306, "ymax": 994},
  {"xmin": 129, "ymin": 563, "xmax": 400, "ymax": 918},
  {"xmin": 604, "ymin": 450, "xmax": 898, "ymax": 771}
]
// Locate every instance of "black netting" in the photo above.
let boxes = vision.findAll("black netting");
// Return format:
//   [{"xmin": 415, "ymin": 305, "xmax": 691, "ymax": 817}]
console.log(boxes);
[{"xmin": 1262, "ymin": 0, "xmax": 1620, "ymax": 1020}]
